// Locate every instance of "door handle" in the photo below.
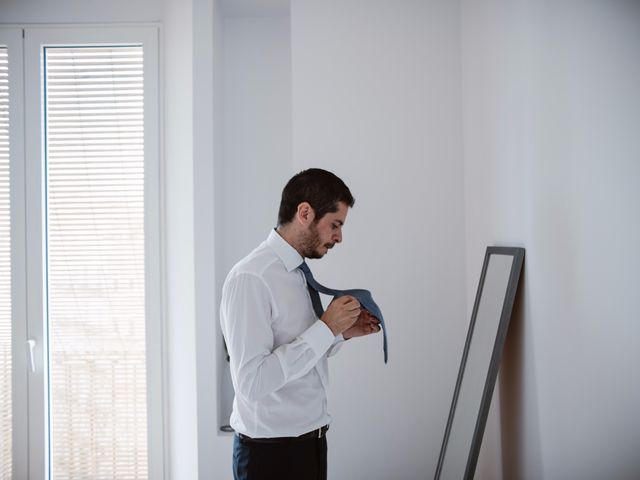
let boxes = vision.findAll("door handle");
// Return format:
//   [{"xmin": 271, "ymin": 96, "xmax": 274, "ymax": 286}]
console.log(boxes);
[{"xmin": 27, "ymin": 339, "xmax": 36, "ymax": 373}]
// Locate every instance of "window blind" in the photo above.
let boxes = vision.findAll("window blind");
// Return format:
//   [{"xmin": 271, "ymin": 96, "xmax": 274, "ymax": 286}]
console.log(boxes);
[
  {"xmin": 0, "ymin": 46, "xmax": 12, "ymax": 480},
  {"xmin": 44, "ymin": 46, "xmax": 148, "ymax": 479}
]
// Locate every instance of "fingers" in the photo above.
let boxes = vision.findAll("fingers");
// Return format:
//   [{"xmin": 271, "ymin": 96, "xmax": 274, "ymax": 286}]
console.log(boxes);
[
  {"xmin": 362, "ymin": 317, "xmax": 380, "ymax": 332},
  {"xmin": 362, "ymin": 310, "xmax": 379, "ymax": 322},
  {"xmin": 337, "ymin": 296, "xmax": 361, "ymax": 317},
  {"xmin": 322, "ymin": 296, "xmax": 361, "ymax": 336},
  {"xmin": 361, "ymin": 311, "xmax": 381, "ymax": 333},
  {"xmin": 359, "ymin": 309, "xmax": 380, "ymax": 325},
  {"xmin": 338, "ymin": 295, "xmax": 360, "ymax": 308}
]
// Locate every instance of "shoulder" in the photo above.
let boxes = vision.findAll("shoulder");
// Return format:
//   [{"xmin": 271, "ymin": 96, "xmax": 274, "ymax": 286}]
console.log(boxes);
[
  {"xmin": 224, "ymin": 242, "xmax": 281, "ymax": 288},
  {"xmin": 221, "ymin": 247, "xmax": 284, "ymax": 315}
]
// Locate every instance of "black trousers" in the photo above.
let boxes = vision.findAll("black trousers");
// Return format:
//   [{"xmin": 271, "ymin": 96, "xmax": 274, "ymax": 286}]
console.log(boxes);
[{"xmin": 233, "ymin": 433, "xmax": 327, "ymax": 480}]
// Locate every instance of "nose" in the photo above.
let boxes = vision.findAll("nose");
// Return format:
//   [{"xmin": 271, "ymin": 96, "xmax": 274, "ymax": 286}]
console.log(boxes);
[{"xmin": 334, "ymin": 228, "xmax": 342, "ymax": 244}]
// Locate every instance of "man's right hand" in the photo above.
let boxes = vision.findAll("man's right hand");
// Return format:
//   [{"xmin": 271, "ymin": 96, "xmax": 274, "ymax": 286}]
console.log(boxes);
[{"xmin": 321, "ymin": 296, "xmax": 361, "ymax": 336}]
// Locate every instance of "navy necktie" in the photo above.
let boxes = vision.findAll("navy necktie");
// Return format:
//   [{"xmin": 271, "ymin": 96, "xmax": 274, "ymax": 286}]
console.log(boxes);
[{"xmin": 298, "ymin": 262, "xmax": 388, "ymax": 364}]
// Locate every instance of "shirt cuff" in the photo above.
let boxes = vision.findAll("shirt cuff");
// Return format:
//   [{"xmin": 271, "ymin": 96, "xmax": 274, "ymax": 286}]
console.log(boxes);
[
  {"xmin": 299, "ymin": 320, "xmax": 335, "ymax": 357},
  {"xmin": 327, "ymin": 334, "xmax": 345, "ymax": 357}
]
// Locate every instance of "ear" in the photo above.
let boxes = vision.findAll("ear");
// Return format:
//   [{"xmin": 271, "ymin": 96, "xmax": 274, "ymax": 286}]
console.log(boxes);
[{"xmin": 296, "ymin": 202, "xmax": 315, "ymax": 226}]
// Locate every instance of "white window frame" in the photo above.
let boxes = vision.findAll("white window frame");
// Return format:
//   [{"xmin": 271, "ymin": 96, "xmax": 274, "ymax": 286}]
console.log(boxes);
[
  {"xmin": 2, "ymin": 24, "xmax": 165, "ymax": 480},
  {"xmin": 0, "ymin": 26, "xmax": 28, "ymax": 480}
]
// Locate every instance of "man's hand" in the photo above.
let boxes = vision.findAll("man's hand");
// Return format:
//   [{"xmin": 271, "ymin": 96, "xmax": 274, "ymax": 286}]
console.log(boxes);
[
  {"xmin": 321, "ymin": 296, "xmax": 361, "ymax": 336},
  {"xmin": 343, "ymin": 309, "xmax": 381, "ymax": 340}
]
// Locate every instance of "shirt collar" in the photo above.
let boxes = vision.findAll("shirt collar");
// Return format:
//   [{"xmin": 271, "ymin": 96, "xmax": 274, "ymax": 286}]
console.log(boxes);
[{"xmin": 267, "ymin": 229, "xmax": 304, "ymax": 272}]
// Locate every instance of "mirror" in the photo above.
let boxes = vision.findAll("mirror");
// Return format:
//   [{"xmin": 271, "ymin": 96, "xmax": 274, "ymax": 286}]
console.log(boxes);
[{"xmin": 435, "ymin": 247, "xmax": 525, "ymax": 480}]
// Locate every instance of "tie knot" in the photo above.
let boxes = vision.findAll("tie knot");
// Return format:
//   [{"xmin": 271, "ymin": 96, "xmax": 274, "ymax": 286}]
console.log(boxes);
[{"xmin": 298, "ymin": 262, "xmax": 311, "ymax": 274}]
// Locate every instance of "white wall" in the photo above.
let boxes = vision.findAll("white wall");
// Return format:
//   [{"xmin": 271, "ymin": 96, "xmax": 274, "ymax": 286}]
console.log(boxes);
[
  {"xmin": 462, "ymin": 1, "xmax": 640, "ymax": 478},
  {"xmin": 163, "ymin": 0, "xmax": 200, "ymax": 475},
  {"xmin": 219, "ymin": 15, "xmax": 293, "ymax": 280},
  {"xmin": 291, "ymin": 1, "xmax": 466, "ymax": 479},
  {"xmin": 0, "ymin": 0, "xmax": 162, "ymax": 23},
  {"xmin": 193, "ymin": 0, "xmax": 234, "ymax": 478},
  {"xmin": 211, "ymin": 6, "xmax": 293, "ymax": 471}
]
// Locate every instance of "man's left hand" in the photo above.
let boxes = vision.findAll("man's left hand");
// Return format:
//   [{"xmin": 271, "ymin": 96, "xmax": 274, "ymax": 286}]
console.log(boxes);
[{"xmin": 342, "ymin": 309, "xmax": 381, "ymax": 340}]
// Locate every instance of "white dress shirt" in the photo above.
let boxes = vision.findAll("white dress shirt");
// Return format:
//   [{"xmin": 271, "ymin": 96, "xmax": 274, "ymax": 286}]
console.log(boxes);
[{"xmin": 220, "ymin": 229, "xmax": 344, "ymax": 438}]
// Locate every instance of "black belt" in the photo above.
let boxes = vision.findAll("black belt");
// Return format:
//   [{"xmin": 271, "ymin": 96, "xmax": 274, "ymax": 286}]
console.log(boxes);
[{"xmin": 238, "ymin": 425, "xmax": 329, "ymax": 444}]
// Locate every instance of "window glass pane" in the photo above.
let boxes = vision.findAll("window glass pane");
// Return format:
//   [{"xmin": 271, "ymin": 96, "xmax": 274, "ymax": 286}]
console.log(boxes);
[
  {"xmin": 0, "ymin": 45, "xmax": 12, "ymax": 480},
  {"xmin": 44, "ymin": 45, "xmax": 147, "ymax": 479}
]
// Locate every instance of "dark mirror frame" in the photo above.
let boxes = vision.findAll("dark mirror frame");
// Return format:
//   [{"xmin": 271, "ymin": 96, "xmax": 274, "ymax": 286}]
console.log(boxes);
[{"xmin": 435, "ymin": 246, "xmax": 525, "ymax": 480}]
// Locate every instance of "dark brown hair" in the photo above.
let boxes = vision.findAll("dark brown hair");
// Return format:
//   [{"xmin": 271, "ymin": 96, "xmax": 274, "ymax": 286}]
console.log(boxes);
[{"xmin": 277, "ymin": 168, "xmax": 355, "ymax": 226}]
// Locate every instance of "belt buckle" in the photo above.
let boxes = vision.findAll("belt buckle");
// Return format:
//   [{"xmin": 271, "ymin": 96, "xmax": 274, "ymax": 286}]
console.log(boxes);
[{"xmin": 318, "ymin": 427, "xmax": 322, "ymax": 439}]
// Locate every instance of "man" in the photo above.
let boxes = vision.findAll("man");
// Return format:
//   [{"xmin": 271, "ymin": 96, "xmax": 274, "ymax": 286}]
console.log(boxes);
[{"xmin": 220, "ymin": 168, "xmax": 381, "ymax": 480}]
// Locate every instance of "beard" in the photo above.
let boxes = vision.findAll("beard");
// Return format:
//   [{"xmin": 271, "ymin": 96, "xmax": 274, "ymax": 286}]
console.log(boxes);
[{"xmin": 300, "ymin": 222, "xmax": 334, "ymax": 259}]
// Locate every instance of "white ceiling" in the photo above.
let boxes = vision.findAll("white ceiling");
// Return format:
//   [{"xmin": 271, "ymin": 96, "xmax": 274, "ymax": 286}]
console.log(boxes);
[{"xmin": 219, "ymin": 0, "xmax": 290, "ymax": 17}]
